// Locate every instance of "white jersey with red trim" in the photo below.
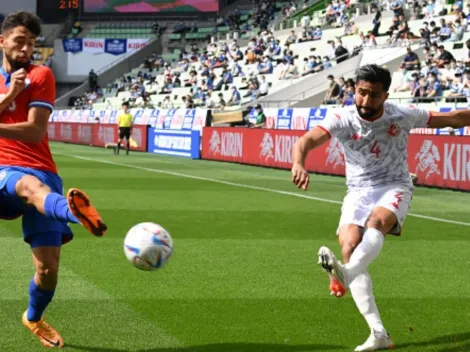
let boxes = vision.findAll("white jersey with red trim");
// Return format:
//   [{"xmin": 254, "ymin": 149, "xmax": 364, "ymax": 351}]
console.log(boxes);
[{"xmin": 318, "ymin": 101, "xmax": 431, "ymax": 189}]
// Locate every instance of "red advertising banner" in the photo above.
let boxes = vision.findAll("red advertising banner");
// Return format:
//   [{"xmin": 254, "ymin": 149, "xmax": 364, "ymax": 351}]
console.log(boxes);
[
  {"xmin": 201, "ymin": 127, "xmax": 470, "ymax": 191},
  {"xmin": 408, "ymin": 134, "xmax": 470, "ymax": 190},
  {"xmin": 48, "ymin": 123, "xmax": 147, "ymax": 152}
]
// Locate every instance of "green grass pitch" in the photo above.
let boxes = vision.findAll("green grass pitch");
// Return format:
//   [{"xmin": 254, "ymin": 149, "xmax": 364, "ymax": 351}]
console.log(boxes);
[{"xmin": 1, "ymin": 142, "xmax": 469, "ymax": 352}]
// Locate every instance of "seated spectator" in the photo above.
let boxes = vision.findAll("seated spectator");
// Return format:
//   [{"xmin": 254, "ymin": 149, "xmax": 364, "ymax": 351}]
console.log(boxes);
[
  {"xmin": 323, "ymin": 75, "xmax": 342, "ymax": 104},
  {"xmin": 446, "ymin": 74, "xmax": 467, "ymax": 102},
  {"xmin": 439, "ymin": 18, "xmax": 452, "ymax": 41},
  {"xmin": 258, "ymin": 76, "xmax": 269, "ymax": 97},
  {"xmin": 424, "ymin": 71, "xmax": 442, "ymax": 101},
  {"xmin": 342, "ymin": 85, "xmax": 355, "ymax": 106},
  {"xmin": 285, "ymin": 30, "xmax": 297, "ymax": 45},
  {"xmin": 217, "ymin": 93, "xmax": 226, "ymax": 110},
  {"xmin": 435, "ymin": 45, "xmax": 455, "ymax": 67},
  {"xmin": 448, "ymin": 20, "xmax": 464, "ymax": 42},
  {"xmin": 403, "ymin": 47, "xmax": 420, "ymax": 71},
  {"xmin": 205, "ymin": 91, "xmax": 216, "ymax": 108}
]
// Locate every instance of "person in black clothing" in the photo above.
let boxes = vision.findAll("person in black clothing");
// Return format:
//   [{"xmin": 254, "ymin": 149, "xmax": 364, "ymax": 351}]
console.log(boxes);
[
  {"xmin": 419, "ymin": 26, "xmax": 431, "ymax": 46},
  {"xmin": 371, "ymin": 5, "xmax": 382, "ymax": 36},
  {"xmin": 335, "ymin": 40, "xmax": 349, "ymax": 64},
  {"xmin": 403, "ymin": 47, "xmax": 420, "ymax": 71},
  {"xmin": 435, "ymin": 45, "xmax": 455, "ymax": 67}
]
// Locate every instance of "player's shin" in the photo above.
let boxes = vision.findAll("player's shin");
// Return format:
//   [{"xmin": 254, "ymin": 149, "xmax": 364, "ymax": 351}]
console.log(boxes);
[
  {"xmin": 44, "ymin": 192, "xmax": 80, "ymax": 224},
  {"xmin": 350, "ymin": 271, "xmax": 386, "ymax": 333},
  {"xmin": 117, "ymin": 142, "xmax": 121, "ymax": 154},
  {"xmin": 344, "ymin": 228, "xmax": 384, "ymax": 282},
  {"xmin": 27, "ymin": 277, "xmax": 55, "ymax": 322}
]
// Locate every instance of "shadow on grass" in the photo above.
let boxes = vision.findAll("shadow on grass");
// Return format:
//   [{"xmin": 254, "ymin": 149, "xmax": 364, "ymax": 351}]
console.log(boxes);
[
  {"xmin": 394, "ymin": 331, "xmax": 470, "ymax": 350},
  {"xmin": 66, "ymin": 342, "xmax": 347, "ymax": 352}
]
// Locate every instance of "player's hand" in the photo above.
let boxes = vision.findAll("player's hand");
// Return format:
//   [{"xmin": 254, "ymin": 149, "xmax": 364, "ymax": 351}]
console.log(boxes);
[
  {"xmin": 8, "ymin": 69, "xmax": 27, "ymax": 98},
  {"xmin": 292, "ymin": 162, "xmax": 309, "ymax": 190}
]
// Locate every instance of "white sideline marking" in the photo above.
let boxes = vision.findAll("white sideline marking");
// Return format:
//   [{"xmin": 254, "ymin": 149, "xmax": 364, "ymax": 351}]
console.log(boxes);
[{"xmin": 57, "ymin": 153, "xmax": 470, "ymax": 227}]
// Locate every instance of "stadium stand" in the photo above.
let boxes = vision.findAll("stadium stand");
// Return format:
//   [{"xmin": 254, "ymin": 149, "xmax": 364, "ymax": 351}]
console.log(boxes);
[
  {"xmin": 70, "ymin": 0, "xmax": 359, "ymax": 110},
  {"xmin": 63, "ymin": 0, "xmax": 470, "ymax": 115}
]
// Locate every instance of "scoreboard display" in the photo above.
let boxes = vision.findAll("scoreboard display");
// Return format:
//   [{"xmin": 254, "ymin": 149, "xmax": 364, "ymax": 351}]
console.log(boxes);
[{"xmin": 36, "ymin": 0, "xmax": 81, "ymax": 22}]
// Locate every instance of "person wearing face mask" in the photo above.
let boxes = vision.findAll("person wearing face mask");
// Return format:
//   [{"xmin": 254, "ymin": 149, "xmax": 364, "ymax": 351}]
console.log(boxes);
[
  {"xmin": 323, "ymin": 74, "xmax": 341, "ymax": 104},
  {"xmin": 446, "ymin": 74, "xmax": 466, "ymax": 102},
  {"xmin": 258, "ymin": 57, "xmax": 273, "ymax": 74},
  {"xmin": 423, "ymin": 71, "xmax": 442, "ymax": 102},
  {"xmin": 302, "ymin": 56, "xmax": 317, "ymax": 76},
  {"xmin": 323, "ymin": 56, "xmax": 333, "ymax": 70},
  {"xmin": 327, "ymin": 40, "xmax": 336, "ymax": 60},
  {"xmin": 419, "ymin": 27, "xmax": 431, "ymax": 46},
  {"xmin": 412, "ymin": 76, "xmax": 429, "ymax": 102},
  {"xmin": 435, "ymin": 45, "xmax": 455, "ymax": 67},
  {"xmin": 449, "ymin": 20, "xmax": 464, "ymax": 41}
]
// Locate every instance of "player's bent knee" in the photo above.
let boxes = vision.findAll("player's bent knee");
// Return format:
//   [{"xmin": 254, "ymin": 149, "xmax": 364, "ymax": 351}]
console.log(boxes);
[
  {"xmin": 365, "ymin": 214, "xmax": 396, "ymax": 235},
  {"xmin": 338, "ymin": 225, "xmax": 363, "ymax": 263},
  {"xmin": 16, "ymin": 175, "xmax": 51, "ymax": 205}
]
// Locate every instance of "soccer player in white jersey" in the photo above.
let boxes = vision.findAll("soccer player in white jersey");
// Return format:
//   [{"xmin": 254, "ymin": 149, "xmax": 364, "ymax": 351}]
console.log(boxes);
[{"xmin": 291, "ymin": 64, "xmax": 470, "ymax": 351}]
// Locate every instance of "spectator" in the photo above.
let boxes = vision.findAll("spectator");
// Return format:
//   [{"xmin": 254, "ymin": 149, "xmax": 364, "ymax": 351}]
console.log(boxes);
[
  {"xmin": 424, "ymin": 71, "xmax": 442, "ymax": 101},
  {"xmin": 323, "ymin": 75, "xmax": 342, "ymax": 104},
  {"xmin": 88, "ymin": 69, "xmax": 98, "ymax": 91},
  {"xmin": 228, "ymin": 86, "xmax": 241, "ymax": 106},
  {"xmin": 435, "ymin": 45, "xmax": 455, "ymax": 67},
  {"xmin": 439, "ymin": 18, "xmax": 452, "ymax": 41},
  {"xmin": 258, "ymin": 76, "xmax": 269, "ymax": 97},
  {"xmin": 448, "ymin": 20, "xmax": 464, "ymax": 42},
  {"xmin": 251, "ymin": 104, "xmax": 266, "ymax": 128},
  {"xmin": 334, "ymin": 40, "xmax": 349, "ymax": 64},
  {"xmin": 371, "ymin": 4, "xmax": 382, "ymax": 36},
  {"xmin": 403, "ymin": 47, "xmax": 420, "ymax": 71}
]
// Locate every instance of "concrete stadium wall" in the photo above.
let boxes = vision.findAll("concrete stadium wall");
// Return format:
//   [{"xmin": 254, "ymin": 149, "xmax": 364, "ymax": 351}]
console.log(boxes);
[
  {"xmin": 1, "ymin": 0, "xmax": 36, "ymax": 14},
  {"xmin": 51, "ymin": 40, "xmax": 145, "ymax": 83},
  {"xmin": 292, "ymin": 46, "xmax": 425, "ymax": 107},
  {"xmin": 257, "ymin": 53, "xmax": 363, "ymax": 108},
  {"xmin": 54, "ymin": 37, "xmax": 163, "ymax": 107}
]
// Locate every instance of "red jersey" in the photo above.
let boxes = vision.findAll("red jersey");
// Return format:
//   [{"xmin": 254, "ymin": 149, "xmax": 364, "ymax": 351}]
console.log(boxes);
[{"xmin": 0, "ymin": 64, "xmax": 57, "ymax": 174}]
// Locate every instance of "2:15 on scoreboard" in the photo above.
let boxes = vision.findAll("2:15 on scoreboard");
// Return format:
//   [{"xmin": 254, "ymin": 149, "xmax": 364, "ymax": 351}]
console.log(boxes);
[{"xmin": 60, "ymin": 0, "xmax": 80, "ymax": 9}]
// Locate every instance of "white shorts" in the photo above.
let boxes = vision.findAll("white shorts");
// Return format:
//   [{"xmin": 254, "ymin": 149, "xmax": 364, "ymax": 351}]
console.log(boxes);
[{"xmin": 337, "ymin": 185, "xmax": 413, "ymax": 236}]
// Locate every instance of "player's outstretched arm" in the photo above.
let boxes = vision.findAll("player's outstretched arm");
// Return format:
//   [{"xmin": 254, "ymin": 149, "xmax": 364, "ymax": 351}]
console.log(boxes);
[
  {"xmin": 291, "ymin": 127, "xmax": 331, "ymax": 190},
  {"xmin": 427, "ymin": 109, "xmax": 470, "ymax": 129}
]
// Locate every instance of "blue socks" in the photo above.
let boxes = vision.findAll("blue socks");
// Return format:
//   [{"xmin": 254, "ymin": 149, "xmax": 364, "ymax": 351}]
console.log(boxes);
[
  {"xmin": 44, "ymin": 192, "xmax": 79, "ymax": 224},
  {"xmin": 27, "ymin": 279, "xmax": 55, "ymax": 322}
]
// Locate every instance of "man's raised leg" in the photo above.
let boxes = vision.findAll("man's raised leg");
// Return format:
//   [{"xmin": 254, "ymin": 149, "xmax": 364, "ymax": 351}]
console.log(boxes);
[
  {"xmin": 23, "ymin": 244, "xmax": 64, "ymax": 348},
  {"xmin": 14, "ymin": 174, "xmax": 107, "ymax": 236},
  {"xmin": 339, "ymin": 225, "xmax": 393, "ymax": 351}
]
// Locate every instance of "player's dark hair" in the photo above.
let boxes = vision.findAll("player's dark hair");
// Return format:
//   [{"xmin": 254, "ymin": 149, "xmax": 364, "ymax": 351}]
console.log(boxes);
[
  {"xmin": 122, "ymin": 102, "xmax": 130, "ymax": 108},
  {"xmin": 355, "ymin": 64, "xmax": 392, "ymax": 92},
  {"xmin": 1, "ymin": 11, "xmax": 41, "ymax": 37}
]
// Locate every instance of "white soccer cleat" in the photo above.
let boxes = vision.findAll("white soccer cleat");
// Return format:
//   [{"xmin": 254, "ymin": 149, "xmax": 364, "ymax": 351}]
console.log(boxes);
[
  {"xmin": 317, "ymin": 246, "xmax": 348, "ymax": 297},
  {"xmin": 354, "ymin": 329, "xmax": 394, "ymax": 351}
]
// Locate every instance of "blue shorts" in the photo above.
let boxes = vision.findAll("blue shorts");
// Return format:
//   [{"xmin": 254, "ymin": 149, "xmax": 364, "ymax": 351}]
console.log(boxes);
[{"xmin": 0, "ymin": 166, "xmax": 73, "ymax": 248}]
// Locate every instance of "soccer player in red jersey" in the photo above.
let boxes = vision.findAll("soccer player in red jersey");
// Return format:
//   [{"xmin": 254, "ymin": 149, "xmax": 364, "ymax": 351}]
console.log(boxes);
[{"xmin": 0, "ymin": 11, "xmax": 107, "ymax": 348}]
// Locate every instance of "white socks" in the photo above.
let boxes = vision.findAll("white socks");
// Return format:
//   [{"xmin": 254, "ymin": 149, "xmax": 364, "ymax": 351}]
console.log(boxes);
[
  {"xmin": 350, "ymin": 271, "xmax": 385, "ymax": 333},
  {"xmin": 344, "ymin": 228, "xmax": 385, "ymax": 283}
]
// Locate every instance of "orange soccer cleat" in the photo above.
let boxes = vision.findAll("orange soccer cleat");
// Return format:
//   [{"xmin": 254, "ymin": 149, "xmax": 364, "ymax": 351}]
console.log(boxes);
[
  {"xmin": 22, "ymin": 311, "xmax": 64, "ymax": 348},
  {"xmin": 67, "ymin": 188, "xmax": 107, "ymax": 236}
]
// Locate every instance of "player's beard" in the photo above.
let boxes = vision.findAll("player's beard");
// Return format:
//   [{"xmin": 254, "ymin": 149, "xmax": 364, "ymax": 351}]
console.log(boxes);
[
  {"xmin": 356, "ymin": 104, "xmax": 381, "ymax": 120},
  {"xmin": 5, "ymin": 53, "xmax": 30, "ymax": 71}
]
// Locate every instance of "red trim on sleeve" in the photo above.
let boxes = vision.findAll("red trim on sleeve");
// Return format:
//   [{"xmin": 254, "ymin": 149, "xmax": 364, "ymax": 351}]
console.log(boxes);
[
  {"xmin": 426, "ymin": 111, "xmax": 434, "ymax": 126},
  {"xmin": 317, "ymin": 126, "xmax": 332, "ymax": 138}
]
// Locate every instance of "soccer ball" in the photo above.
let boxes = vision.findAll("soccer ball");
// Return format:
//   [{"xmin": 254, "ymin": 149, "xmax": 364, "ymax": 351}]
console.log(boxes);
[{"xmin": 123, "ymin": 222, "xmax": 174, "ymax": 271}]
